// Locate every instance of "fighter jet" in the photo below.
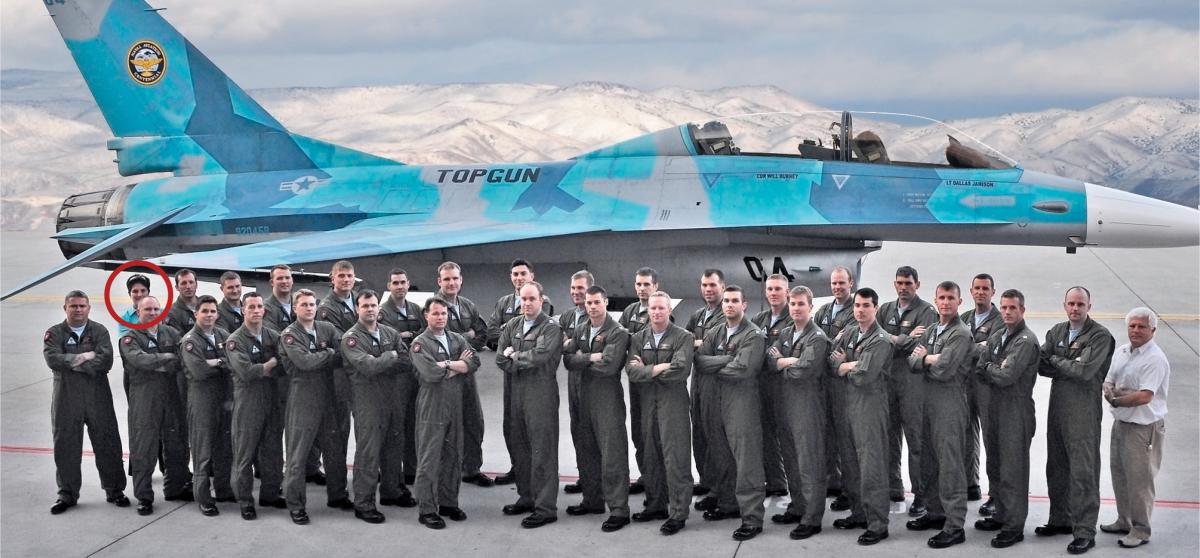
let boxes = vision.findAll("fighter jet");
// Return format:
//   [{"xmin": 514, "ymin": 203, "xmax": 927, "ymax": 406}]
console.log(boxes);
[{"xmin": 5, "ymin": 0, "xmax": 1197, "ymax": 307}]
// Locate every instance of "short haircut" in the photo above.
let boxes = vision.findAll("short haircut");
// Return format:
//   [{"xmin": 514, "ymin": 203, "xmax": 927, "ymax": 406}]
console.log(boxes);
[
  {"xmin": 830, "ymin": 265, "xmax": 854, "ymax": 281},
  {"xmin": 356, "ymin": 289, "xmax": 380, "ymax": 304},
  {"xmin": 571, "ymin": 270, "xmax": 595, "ymax": 286},
  {"xmin": 64, "ymin": 290, "xmax": 88, "ymax": 303},
  {"xmin": 895, "ymin": 266, "xmax": 918, "ymax": 281},
  {"xmin": 635, "ymin": 267, "xmax": 659, "ymax": 284},
  {"xmin": 423, "ymin": 296, "xmax": 449, "ymax": 313},
  {"xmin": 788, "ymin": 285, "xmax": 813, "ymax": 304},
  {"xmin": 999, "ymin": 288, "xmax": 1025, "ymax": 308},
  {"xmin": 765, "ymin": 273, "xmax": 789, "ymax": 285},
  {"xmin": 723, "ymin": 285, "xmax": 745, "ymax": 300},
  {"xmin": 855, "ymin": 287, "xmax": 879, "ymax": 306},
  {"xmin": 511, "ymin": 259, "xmax": 532, "ymax": 272},
  {"xmin": 126, "ymin": 274, "xmax": 151, "ymax": 293},
  {"xmin": 219, "ymin": 271, "xmax": 241, "ymax": 284},
  {"xmin": 241, "ymin": 291, "xmax": 262, "ymax": 303},
  {"xmin": 270, "ymin": 264, "xmax": 291, "ymax": 276},
  {"xmin": 173, "ymin": 269, "xmax": 195, "ymax": 283},
  {"xmin": 702, "ymin": 268, "xmax": 725, "ymax": 282},
  {"xmin": 138, "ymin": 295, "xmax": 160, "ymax": 309},
  {"xmin": 520, "ymin": 281, "xmax": 544, "ymax": 297},
  {"xmin": 437, "ymin": 261, "xmax": 461, "ymax": 275},
  {"xmin": 332, "ymin": 260, "xmax": 354, "ymax": 273},
  {"xmin": 292, "ymin": 288, "xmax": 317, "ymax": 305},
  {"xmin": 1125, "ymin": 307, "xmax": 1158, "ymax": 329},
  {"xmin": 972, "ymin": 273, "xmax": 994, "ymax": 289},
  {"xmin": 389, "ymin": 268, "xmax": 408, "ymax": 278},
  {"xmin": 936, "ymin": 280, "xmax": 960, "ymax": 297},
  {"xmin": 197, "ymin": 294, "xmax": 219, "ymax": 309},
  {"xmin": 585, "ymin": 285, "xmax": 607, "ymax": 298},
  {"xmin": 1065, "ymin": 285, "xmax": 1092, "ymax": 301},
  {"xmin": 648, "ymin": 291, "xmax": 673, "ymax": 306}
]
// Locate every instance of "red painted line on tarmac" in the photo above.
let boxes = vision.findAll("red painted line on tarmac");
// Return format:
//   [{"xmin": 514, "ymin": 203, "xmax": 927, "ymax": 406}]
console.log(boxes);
[{"xmin": 4, "ymin": 446, "xmax": 1193, "ymax": 509}]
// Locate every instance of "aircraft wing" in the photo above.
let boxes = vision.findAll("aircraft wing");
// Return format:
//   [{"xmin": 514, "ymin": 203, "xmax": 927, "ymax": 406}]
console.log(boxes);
[{"xmin": 151, "ymin": 217, "xmax": 606, "ymax": 271}]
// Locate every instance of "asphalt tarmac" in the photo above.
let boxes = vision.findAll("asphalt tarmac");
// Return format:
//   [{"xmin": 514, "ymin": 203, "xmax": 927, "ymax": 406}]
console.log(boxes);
[{"xmin": 2, "ymin": 226, "xmax": 1196, "ymax": 557}]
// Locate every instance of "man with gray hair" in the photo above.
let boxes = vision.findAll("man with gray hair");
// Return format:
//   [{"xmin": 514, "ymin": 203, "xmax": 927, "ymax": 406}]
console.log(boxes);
[{"xmin": 1100, "ymin": 307, "xmax": 1169, "ymax": 549}]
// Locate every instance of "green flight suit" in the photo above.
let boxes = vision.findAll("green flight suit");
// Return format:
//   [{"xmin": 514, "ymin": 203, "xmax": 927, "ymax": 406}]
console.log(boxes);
[
  {"xmin": 410, "ymin": 330, "xmax": 481, "ymax": 514},
  {"xmin": 264, "ymin": 296, "xmax": 322, "ymax": 480},
  {"xmin": 961, "ymin": 305, "xmax": 1002, "ymax": 492},
  {"xmin": 695, "ymin": 321, "xmax": 767, "ymax": 526},
  {"xmin": 496, "ymin": 314, "xmax": 563, "ymax": 518},
  {"xmin": 563, "ymin": 315, "xmax": 631, "ymax": 516},
  {"xmin": 44, "ymin": 320, "xmax": 126, "ymax": 504},
  {"xmin": 342, "ymin": 322, "xmax": 413, "ymax": 511},
  {"xmin": 684, "ymin": 305, "xmax": 723, "ymax": 490},
  {"xmin": 318, "ymin": 291, "xmax": 358, "ymax": 476},
  {"xmin": 768, "ymin": 321, "xmax": 829, "ymax": 526},
  {"xmin": 627, "ymin": 323, "xmax": 694, "ymax": 521},
  {"xmin": 226, "ymin": 325, "xmax": 284, "ymax": 507},
  {"xmin": 829, "ymin": 322, "xmax": 893, "ymax": 532},
  {"xmin": 619, "ymin": 302, "xmax": 651, "ymax": 483},
  {"xmin": 978, "ymin": 320, "xmax": 1039, "ymax": 532},
  {"xmin": 814, "ymin": 300, "xmax": 855, "ymax": 493},
  {"xmin": 910, "ymin": 318, "xmax": 972, "ymax": 531},
  {"xmin": 165, "ymin": 297, "xmax": 197, "ymax": 455},
  {"xmin": 877, "ymin": 296, "xmax": 937, "ymax": 501},
  {"xmin": 279, "ymin": 321, "xmax": 350, "ymax": 511},
  {"xmin": 438, "ymin": 291, "xmax": 488, "ymax": 478},
  {"xmin": 489, "ymin": 293, "xmax": 552, "ymax": 475},
  {"xmin": 752, "ymin": 309, "xmax": 792, "ymax": 493},
  {"xmin": 181, "ymin": 326, "xmax": 234, "ymax": 505},
  {"xmin": 380, "ymin": 297, "xmax": 427, "ymax": 482},
  {"xmin": 119, "ymin": 325, "xmax": 189, "ymax": 503},
  {"xmin": 1039, "ymin": 317, "xmax": 1115, "ymax": 540}
]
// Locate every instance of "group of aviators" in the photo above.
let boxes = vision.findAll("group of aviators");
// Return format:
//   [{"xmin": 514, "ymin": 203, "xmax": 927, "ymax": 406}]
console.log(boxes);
[{"xmin": 44, "ymin": 258, "xmax": 1170, "ymax": 552}]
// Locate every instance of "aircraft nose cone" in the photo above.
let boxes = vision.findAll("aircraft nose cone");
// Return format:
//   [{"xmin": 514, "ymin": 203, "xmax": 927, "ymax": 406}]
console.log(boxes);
[{"xmin": 1084, "ymin": 183, "xmax": 1200, "ymax": 247}]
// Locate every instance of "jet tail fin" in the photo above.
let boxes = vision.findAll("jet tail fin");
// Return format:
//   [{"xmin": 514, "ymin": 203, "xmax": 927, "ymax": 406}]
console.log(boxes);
[{"xmin": 44, "ymin": 0, "xmax": 399, "ymax": 176}]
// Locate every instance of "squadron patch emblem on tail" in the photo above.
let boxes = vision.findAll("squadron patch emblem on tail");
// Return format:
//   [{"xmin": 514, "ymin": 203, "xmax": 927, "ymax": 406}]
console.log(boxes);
[{"xmin": 127, "ymin": 41, "xmax": 166, "ymax": 85}]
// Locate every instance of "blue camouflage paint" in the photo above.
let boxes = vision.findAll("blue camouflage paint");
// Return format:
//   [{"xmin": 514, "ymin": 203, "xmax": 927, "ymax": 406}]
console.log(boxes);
[
  {"xmin": 511, "ymin": 162, "xmax": 583, "ymax": 215},
  {"xmin": 36, "ymin": 0, "xmax": 1126, "ymax": 277}
]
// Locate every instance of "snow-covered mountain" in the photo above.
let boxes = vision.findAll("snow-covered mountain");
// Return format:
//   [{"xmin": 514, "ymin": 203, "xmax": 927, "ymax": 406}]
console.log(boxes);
[{"xmin": 2, "ymin": 69, "xmax": 1196, "ymax": 230}]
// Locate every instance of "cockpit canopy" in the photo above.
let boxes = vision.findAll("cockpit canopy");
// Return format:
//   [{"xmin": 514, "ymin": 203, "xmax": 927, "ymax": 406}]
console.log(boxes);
[{"xmin": 577, "ymin": 110, "xmax": 1014, "ymax": 170}]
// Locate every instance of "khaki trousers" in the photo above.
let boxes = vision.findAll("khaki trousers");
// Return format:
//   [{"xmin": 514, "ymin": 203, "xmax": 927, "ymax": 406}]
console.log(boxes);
[{"xmin": 1110, "ymin": 419, "xmax": 1165, "ymax": 540}]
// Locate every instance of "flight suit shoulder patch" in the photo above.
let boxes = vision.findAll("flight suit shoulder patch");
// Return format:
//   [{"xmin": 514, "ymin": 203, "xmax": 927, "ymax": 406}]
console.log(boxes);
[
  {"xmin": 284, "ymin": 334, "xmax": 295, "ymax": 345},
  {"xmin": 412, "ymin": 342, "xmax": 421, "ymax": 353},
  {"xmin": 185, "ymin": 341, "xmax": 194, "ymax": 352},
  {"xmin": 226, "ymin": 340, "xmax": 236, "ymax": 351},
  {"xmin": 122, "ymin": 336, "xmax": 133, "ymax": 345},
  {"xmin": 346, "ymin": 337, "xmax": 357, "ymax": 347},
  {"xmin": 44, "ymin": 330, "xmax": 52, "ymax": 341}
]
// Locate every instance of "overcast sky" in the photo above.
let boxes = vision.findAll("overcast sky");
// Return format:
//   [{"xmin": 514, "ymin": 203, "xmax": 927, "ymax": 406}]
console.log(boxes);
[{"xmin": 3, "ymin": 0, "xmax": 1197, "ymax": 118}]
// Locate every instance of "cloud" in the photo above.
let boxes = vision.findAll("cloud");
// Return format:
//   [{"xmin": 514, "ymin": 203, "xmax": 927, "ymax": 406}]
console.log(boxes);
[{"xmin": 3, "ymin": 0, "xmax": 1196, "ymax": 110}]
